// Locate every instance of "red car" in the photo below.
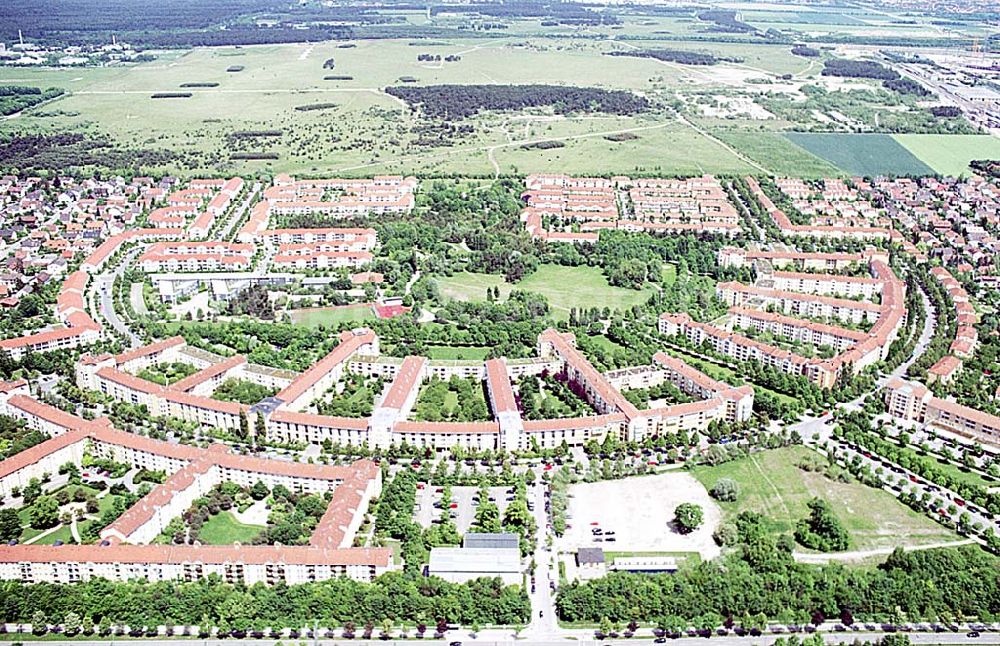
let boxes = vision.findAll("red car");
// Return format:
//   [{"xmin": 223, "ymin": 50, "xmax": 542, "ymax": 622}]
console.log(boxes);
[
  {"xmin": 449, "ymin": 503, "xmax": 458, "ymax": 509},
  {"xmin": 955, "ymin": 498, "xmax": 966, "ymax": 507},
  {"xmin": 590, "ymin": 522, "xmax": 600, "ymax": 526}
]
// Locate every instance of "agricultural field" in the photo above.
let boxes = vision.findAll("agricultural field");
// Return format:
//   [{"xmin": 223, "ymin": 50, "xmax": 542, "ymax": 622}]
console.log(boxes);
[
  {"xmin": 435, "ymin": 264, "xmax": 659, "ymax": 319},
  {"xmin": 783, "ymin": 133, "xmax": 934, "ymax": 176},
  {"xmin": 715, "ymin": 131, "xmax": 843, "ymax": 178},
  {"xmin": 690, "ymin": 446, "xmax": 959, "ymax": 553},
  {"xmin": 893, "ymin": 134, "xmax": 1000, "ymax": 177}
]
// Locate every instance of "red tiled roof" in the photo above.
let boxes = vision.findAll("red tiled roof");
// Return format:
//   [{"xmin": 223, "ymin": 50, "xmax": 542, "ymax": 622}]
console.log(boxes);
[
  {"xmin": 0, "ymin": 544, "xmax": 391, "ymax": 567},
  {"xmin": 276, "ymin": 329, "xmax": 375, "ymax": 404}
]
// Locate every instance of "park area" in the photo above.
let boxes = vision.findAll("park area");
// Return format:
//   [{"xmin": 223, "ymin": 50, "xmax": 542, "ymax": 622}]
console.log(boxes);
[
  {"xmin": 557, "ymin": 472, "xmax": 722, "ymax": 560},
  {"xmin": 435, "ymin": 264, "xmax": 659, "ymax": 319},
  {"xmin": 690, "ymin": 446, "xmax": 960, "ymax": 556}
]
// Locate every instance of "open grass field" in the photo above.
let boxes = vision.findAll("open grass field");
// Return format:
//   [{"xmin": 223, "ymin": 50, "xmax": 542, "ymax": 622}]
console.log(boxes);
[
  {"xmin": 288, "ymin": 304, "xmax": 374, "ymax": 327},
  {"xmin": 0, "ymin": 35, "xmax": 827, "ymax": 177},
  {"xmin": 783, "ymin": 133, "xmax": 934, "ymax": 176},
  {"xmin": 690, "ymin": 446, "xmax": 958, "ymax": 552},
  {"xmin": 197, "ymin": 511, "xmax": 264, "ymax": 545},
  {"xmin": 435, "ymin": 264, "xmax": 658, "ymax": 319},
  {"xmin": 716, "ymin": 131, "xmax": 843, "ymax": 178},
  {"xmin": 893, "ymin": 134, "xmax": 1000, "ymax": 177}
]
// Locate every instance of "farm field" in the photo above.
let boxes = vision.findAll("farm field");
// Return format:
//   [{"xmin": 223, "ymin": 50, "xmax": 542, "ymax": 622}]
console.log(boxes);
[
  {"xmin": 893, "ymin": 134, "xmax": 1000, "ymax": 177},
  {"xmin": 435, "ymin": 264, "xmax": 658, "ymax": 319},
  {"xmin": 715, "ymin": 131, "xmax": 842, "ymax": 178},
  {"xmin": 784, "ymin": 133, "xmax": 934, "ymax": 176},
  {"xmin": 197, "ymin": 511, "xmax": 264, "ymax": 545},
  {"xmin": 690, "ymin": 446, "xmax": 958, "ymax": 552}
]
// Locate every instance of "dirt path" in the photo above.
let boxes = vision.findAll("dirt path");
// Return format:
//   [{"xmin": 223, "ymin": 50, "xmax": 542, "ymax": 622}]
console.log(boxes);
[
  {"xmin": 794, "ymin": 538, "xmax": 975, "ymax": 564},
  {"xmin": 750, "ymin": 453, "xmax": 791, "ymax": 518},
  {"xmin": 675, "ymin": 114, "xmax": 769, "ymax": 173},
  {"xmin": 343, "ymin": 119, "xmax": 675, "ymax": 175}
]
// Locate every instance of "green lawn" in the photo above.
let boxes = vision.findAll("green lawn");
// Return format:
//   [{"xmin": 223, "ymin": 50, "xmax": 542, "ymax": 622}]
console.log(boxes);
[
  {"xmin": 426, "ymin": 345, "xmax": 491, "ymax": 360},
  {"xmin": 197, "ymin": 511, "xmax": 264, "ymax": 545},
  {"xmin": 661, "ymin": 263, "xmax": 678, "ymax": 287},
  {"xmin": 893, "ymin": 134, "xmax": 1000, "ymax": 177},
  {"xmin": 690, "ymin": 446, "xmax": 958, "ymax": 551},
  {"xmin": 33, "ymin": 524, "xmax": 75, "ymax": 545},
  {"xmin": 137, "ymin": 361, "xmax": 198, "ymax": 386},
  {"xmin": 436, "ymin": 264, "xmax": 658, "ymax": 319},
  {"xmin": 289, "ymin": 305, "xmax": 374, "ymax": 327}
]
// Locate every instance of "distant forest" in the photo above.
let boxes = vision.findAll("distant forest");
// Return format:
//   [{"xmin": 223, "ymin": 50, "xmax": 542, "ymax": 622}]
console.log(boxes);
[
  {"xmin": 606, "ymin": 49, "xmax": 740, "ymax": 66},
  {"xmin": 0, "ymin": 134, "xmax": 175, "ymax": 174},
  {"xmin": 0, "ymin": 86, "xmax": 64, "ymax": 117},
  {"xmin": 385, "ymin": 84, "xmax": 650, "ymax": 119},
  {"xmin": 0, "ymin": 0, "xmax": 373, "ymax": 47}
]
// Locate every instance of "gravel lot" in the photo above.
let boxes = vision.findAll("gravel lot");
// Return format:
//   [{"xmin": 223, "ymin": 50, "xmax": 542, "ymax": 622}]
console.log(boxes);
[{"xmin": 558, "ymin": 472, "xmax": 722, "ymax": 560}]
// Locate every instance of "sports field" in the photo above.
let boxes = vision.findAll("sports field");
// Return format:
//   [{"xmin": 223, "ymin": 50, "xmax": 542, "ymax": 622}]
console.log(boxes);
[
  {"xmin": 690, "ymin": 446, "xmax": 958, "ymax": 552},
  {"xmin": 784, "ymin": 133, "xmax": 934, "ymax": 176},
  {"xmin": 435, "ymin": 264, "xmax": 658, "ymax": 319},
  {"xmin": 893, "ymin": 134, "xmax": 1000, "ymax": 177},
  {"xmin": 288, "ymin": 304, "xmax": 374, "ymax": 327}
]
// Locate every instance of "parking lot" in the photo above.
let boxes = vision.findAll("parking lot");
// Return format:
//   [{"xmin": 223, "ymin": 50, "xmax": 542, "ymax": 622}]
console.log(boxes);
[
  {"xmin": 557, "ymin": 472, "xmax": 722, "ymax": 560},
  {"xmin": 414, "ymin": 484, "xmax": 516, "ymax": 534}
]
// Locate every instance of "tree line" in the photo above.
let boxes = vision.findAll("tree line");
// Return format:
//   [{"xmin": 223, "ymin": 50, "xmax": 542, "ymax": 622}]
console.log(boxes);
[
  {"xmin": 0, "ymin": 572, "xmax": 530, "ymax": 631},
  {"xmin": 385, "ymin": 84, "xmax": 650, "ymax": 119},
  {"xmin": 557, "ymin": 511, "xmax": 1000, "ymax": 626}
]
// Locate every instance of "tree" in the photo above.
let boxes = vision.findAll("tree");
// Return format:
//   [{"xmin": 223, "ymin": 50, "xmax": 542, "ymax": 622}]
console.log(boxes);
[
  {"xmin": 237, "ymin": 410, "xmax": 250, "ymax": 442},
  {"xmin": 29, "ymin": 495, "xmax": 60, "ymax": 529},
  {"xmin": 794, "ymin": 498, "xmax": 849, "ymax": 552},
  {"xmin": 674, "ymin": 503, "xmax": 704, "ymax": 534},
  {"xmin": 249, "ymin": 480, "xmax": 269, "ymax": 500},
  {"xmin": 63, "ymin": 611, "xmax": 81, "ymax": 635},
  {"xmin": 710, "ymin": 478, "xmax": 740, "ymax": 502},
  {"xmin": 254, "ymin": 414, "xmax": 266, "ymax": 445},
  {"xmin": 0, "ymin": 508, "xmax": 21, "ymax": 541},
  {"xmin": 22, "ymin": 478, "xmax": 42, "ymax": 505},
  {"xmin": 31, "ymin": 609, "xmax": 46, "ymax": 635}
]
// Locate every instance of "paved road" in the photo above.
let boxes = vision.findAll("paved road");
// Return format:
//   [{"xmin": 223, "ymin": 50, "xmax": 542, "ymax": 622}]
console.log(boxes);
[
  {"xmin": 11, "ymin": 632, "xmax": 1000, "ymax": 646},
  {"xmin": 218, "ymin": 182, "xmax": 261, "ymax": 242},
  {"xmin": 523, "ymin": 479, "xmax": 560, "ymax": 639},
  {"xmin": 95, "ymin": 245, "xmax": 145, "ymax": 346}
]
